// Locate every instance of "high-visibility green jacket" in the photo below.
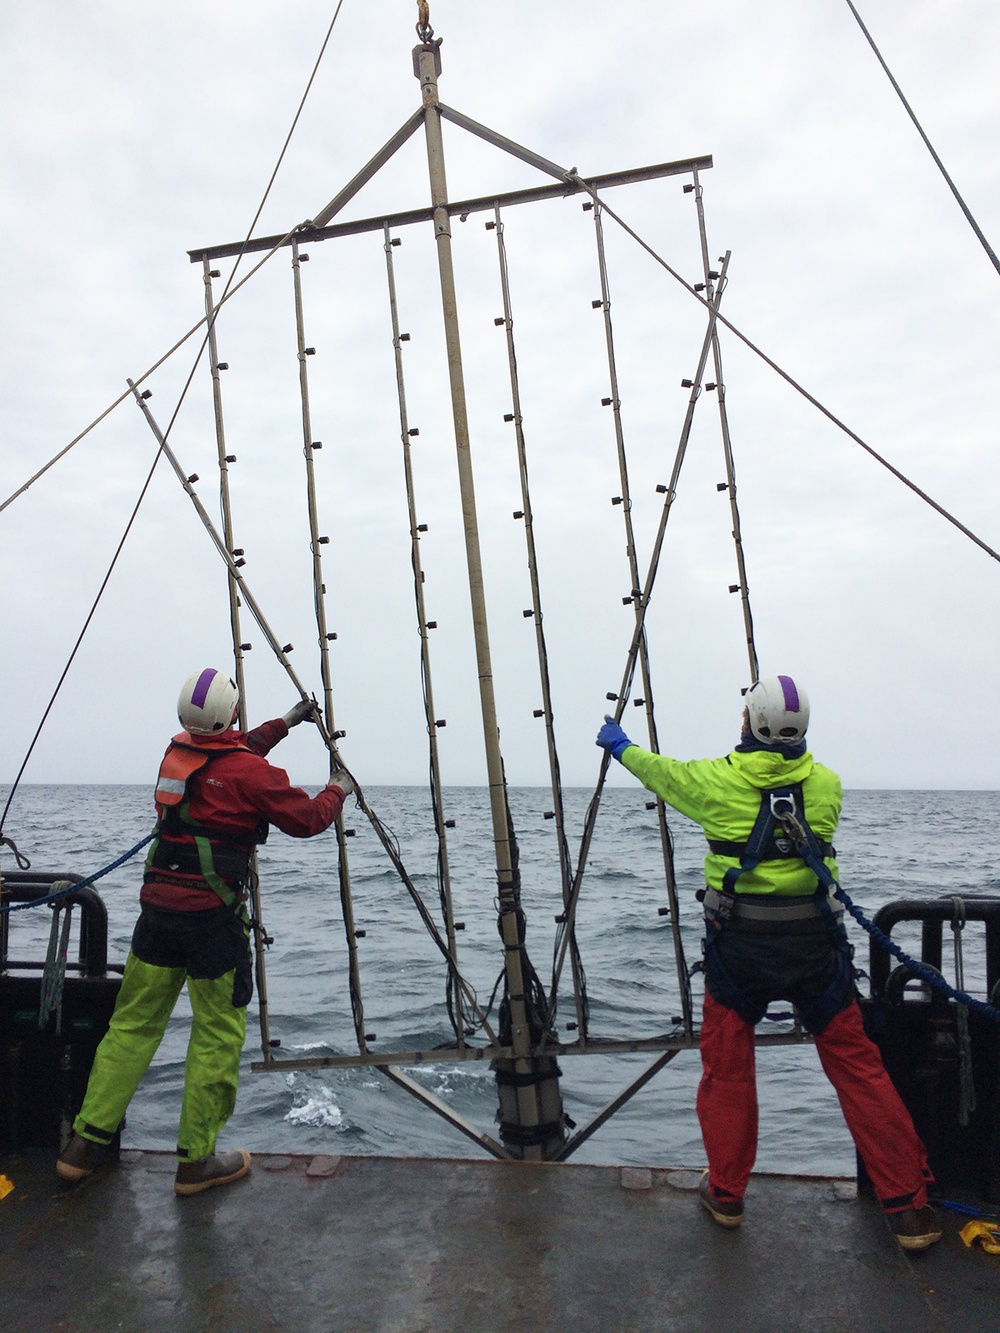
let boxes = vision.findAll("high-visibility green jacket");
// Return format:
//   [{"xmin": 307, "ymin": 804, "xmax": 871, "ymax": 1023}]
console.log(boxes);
[{"xmin": 620, "ymin": 743, "xmax": 842, "ymax": 895}]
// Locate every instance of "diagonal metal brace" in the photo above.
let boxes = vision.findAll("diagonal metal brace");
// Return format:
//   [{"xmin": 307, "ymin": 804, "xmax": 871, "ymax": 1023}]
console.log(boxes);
[
  {"xmin": 377, "ymin": 1065, "xmax": 513, "ymax": 1159},
  {"xmin": 310, "ymin": 107, "xmax": 427, "ymax": 230},
  {"xmin": 437, "ymin": 102, "xmax": 573, "ymax": 182}
]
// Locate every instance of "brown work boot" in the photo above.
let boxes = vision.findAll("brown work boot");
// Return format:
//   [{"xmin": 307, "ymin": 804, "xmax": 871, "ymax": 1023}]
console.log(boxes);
[
  {"xmin": 174, "ymin": 1149, "xmax": 251, "ymax": 1197},
  {"xmin": 699, "ymin": 1169, "xmax": 744, "ymax": 1229},
  {"xmin": 893, "ymin": 1205, "xmax": 943, "ymax": 1251},
  {"xmin": 56, "ymin": 1132, "xmax": 110, "ymax": 1182}
]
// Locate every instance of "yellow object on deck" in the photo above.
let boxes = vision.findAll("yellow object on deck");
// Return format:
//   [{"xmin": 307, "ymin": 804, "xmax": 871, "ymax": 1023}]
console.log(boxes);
[{"xmin": 960, "ymin": 1220, "xmax": 1000, "ymax": 1254}]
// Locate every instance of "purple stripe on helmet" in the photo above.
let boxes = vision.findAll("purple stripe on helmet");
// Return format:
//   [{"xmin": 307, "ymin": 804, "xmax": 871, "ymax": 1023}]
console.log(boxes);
[
  {"xmin": 190, "ymin": 668, "xmax": 218, "ymax": 710},
  {"xmin": 777, "ymin": 674, "xmax": 800, "ymax": 713}
]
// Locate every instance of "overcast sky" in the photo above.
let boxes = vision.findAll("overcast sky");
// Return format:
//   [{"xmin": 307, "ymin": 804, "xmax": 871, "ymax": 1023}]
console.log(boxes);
[{"xmin": 2, "ymin": 0, "xmax": 999, "ymax": 794}]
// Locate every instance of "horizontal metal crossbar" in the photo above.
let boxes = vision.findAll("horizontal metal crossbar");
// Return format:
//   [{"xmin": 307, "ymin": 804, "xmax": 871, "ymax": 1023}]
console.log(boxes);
[
  {"xmin": 188, "ymin": 155, "xmax": 713, "ymax": 262},
  {"xmin": 251, "ymin": 1024, "xmax": 808, "ymax": 1073}
]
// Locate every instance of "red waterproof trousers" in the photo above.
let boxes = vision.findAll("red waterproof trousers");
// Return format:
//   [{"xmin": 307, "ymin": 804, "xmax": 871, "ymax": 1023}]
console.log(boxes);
[{"xmin": 697, "ymin": 992, "xmax": 932, "ymax": 1212}]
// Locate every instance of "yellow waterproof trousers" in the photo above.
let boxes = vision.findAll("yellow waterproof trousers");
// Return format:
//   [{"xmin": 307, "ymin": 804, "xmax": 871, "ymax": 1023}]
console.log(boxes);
[{"xmin": 74, "ymin": 951, "xmax": 246, "ymax": 1162}]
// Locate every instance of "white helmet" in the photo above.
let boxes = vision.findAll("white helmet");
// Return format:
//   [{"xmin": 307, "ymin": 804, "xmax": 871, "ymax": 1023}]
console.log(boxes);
[
  {"xmin": 746, "ymin": 674, "xmax": 809, "ymax": 746},
  {"xmin": 178, "ymin": 668, "xmax": 239, "ymax": 734}
]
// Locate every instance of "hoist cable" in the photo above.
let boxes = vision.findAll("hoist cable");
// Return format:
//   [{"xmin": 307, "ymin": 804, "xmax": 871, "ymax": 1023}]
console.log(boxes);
[
  {"xmin": 589, "ymin": 200, "xmax": 692, "ymax": 1036},
  {"xmin": 843, "ymin": 0, "xmax": 1000, "ymax": 279},
  {"xmin": 1, "ymin": 3, "xmax": 349, "ymax": 517},
  {"xmin": 0, "ymin": 443, "xmax": 164, "ymax": 836},
  {"xmin": 489, "ymin": 205, "xmax": 589, "ymax": 1039},
  {"xmin": 551, "ymin": 260, "xmax": 732, "ymax": 1016},
  {"xmin": 0, "ymin": 224, "xmax": 316, "ymax": 519},
  {"xmin": 562, "ymin": 175, "xmax": 1000, "ymax": 565},
  {"xmin": 127, "ymin": 384, "xmax": 498, "ymax": 1047},
  {"xmin": 290, "ymin": 238, "xmax": 367, "ymax": 1051},
  {"xmin": 382, "ymin": 223, "xmax": 473, "ymax": 1044},
  {"xmin": 2, "ymin": 5, "xmax": 348, "ymax": 841}
]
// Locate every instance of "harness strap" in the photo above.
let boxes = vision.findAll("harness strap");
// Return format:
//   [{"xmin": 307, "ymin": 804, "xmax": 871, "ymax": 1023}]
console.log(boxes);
[
  {"xmin": 703, "ymin": 888, "xmax": 844, "ymax": 922},
  {"xmin": 709, "ymin": 835, "xmax": 834, "ymax": 859},
  {"xmin": 146, "ymin": 748, "xmax": 267, "ymax": 912},
  {"xmin": 720, "ymin": 783, "xmax": 813, "ymax": 897}
]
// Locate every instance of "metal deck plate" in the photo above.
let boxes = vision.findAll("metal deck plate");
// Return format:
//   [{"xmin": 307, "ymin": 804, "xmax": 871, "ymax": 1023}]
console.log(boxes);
[{"xmin": 2, "ymin": 1152, "xmax": 998, "ymax": 1331}]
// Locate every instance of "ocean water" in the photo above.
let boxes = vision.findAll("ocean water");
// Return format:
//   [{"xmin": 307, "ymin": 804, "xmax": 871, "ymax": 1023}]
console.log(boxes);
[{"xmin": 4, "ymin": 784, "xmax": 1000, "ymax": 1176}]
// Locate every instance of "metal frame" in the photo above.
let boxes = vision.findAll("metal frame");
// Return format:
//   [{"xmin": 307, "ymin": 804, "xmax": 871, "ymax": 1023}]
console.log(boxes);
[{"xmin": 185, "ymin": 48, "xmax": 721, "ymax": 1161}]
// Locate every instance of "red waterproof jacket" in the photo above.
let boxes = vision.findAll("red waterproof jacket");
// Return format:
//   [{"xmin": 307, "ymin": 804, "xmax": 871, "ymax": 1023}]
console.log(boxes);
[{"xmin": 142, "ymin": 718, "xmax": 343, "ymax": 912}]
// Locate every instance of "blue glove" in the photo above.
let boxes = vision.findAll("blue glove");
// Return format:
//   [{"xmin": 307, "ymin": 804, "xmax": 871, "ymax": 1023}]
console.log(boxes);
[{"xmin": 596, "ymin": 715, "xmax": 634, "ymax": 761}]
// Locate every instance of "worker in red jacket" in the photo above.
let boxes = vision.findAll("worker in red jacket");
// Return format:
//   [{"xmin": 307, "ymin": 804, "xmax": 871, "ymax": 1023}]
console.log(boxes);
[{"xmin": 57, "ymin": 667, "xmax": 352, "ymax": 1195}]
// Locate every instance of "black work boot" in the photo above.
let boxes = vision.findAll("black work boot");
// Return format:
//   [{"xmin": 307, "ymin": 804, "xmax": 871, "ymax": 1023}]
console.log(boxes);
[
  {"xmin": 699, "ymin": 1170, "xmax": 744, "ymax": 1228},
  {"xmin": 174, "ymin": 1149, "xmax": 251, "ymax": 1197},
  {"xmin": 893, "ymin": 1205, "xmax": 943, "ymax": 1251},
  {"xmin": 56, "ymin": 1132, "xmax": 110, "ymax": 1182}
]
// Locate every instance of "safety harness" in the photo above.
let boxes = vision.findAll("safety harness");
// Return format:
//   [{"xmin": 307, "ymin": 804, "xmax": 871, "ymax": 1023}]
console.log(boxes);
[
  {"xmin": 145, "ymin": 736, "xmax": 266, "ymax": 911},
  {"xmin": 701, "ymin": 784, "xmax": 855, "ymax": 1031},
  {"xmin": 708, "ymin": 783, "xmax": 834, "ymax": 907}
]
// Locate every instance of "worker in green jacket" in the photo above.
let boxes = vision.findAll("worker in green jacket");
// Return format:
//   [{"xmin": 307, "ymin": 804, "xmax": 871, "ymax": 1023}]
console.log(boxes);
[{"xmin": 597, "ymin": 674, "xmax": 940, "ymax": 1251}]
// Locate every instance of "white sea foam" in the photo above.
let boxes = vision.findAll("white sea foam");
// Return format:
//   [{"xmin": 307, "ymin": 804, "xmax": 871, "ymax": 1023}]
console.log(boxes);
[{"xmin": 284, "ymin": 1087, "xmax": 344, "ymax": 1128}]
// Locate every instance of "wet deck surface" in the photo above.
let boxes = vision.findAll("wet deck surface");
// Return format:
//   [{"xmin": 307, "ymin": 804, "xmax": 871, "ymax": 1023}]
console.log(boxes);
[{"xmin": 3, "ymin": 1151, "xmax": 1000, "ymax": 1332}]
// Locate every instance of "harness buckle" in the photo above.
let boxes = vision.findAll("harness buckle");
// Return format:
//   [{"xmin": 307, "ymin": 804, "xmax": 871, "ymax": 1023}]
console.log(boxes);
[
  {"xmin": 770, "ymin": 790, "xmax": 809, "ymax": 854},
  {"xmin": 769, "ymin": 791, "xmax": 795, "ymax": 820},
  {"xmin": 715, "ymin": 891, "xmax": 735, "ymax": 922}
]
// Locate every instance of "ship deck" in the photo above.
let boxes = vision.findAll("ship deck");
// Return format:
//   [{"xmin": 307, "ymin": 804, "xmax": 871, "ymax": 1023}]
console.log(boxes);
[{"xmin": 3, "ymin": 1151, "xmax": 1000, "ymax": 1332}]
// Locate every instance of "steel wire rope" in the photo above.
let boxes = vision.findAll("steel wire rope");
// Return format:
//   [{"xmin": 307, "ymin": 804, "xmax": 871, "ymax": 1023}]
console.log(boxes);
[
  {"xmin": 555, "ymin": 176, "xmax": 1000, "ymax": 565},
  {"xmin": 128, "ymin": 385, "xmax": 500, "ymax": 1050},
  {"xmin": 2, "ymin": 1, "xmax": 351, "ymax": 962},
  {"xmin": 381, "ymin": 223, "xmax": 476, "ymax": 1046},
  {"xmin": 0, "ymin": 215, "xmax": 308, "ymax": 836},
  {"xmin": 0, "ymin": 445, "xmax": 165, "ymax": 836},
  {"xmin": 550, "ymin": 257, "xmax": 733, "ymax": 1028},
  {"xmin": 588, "ymin": 199, "xmax": 693, "ymax": 1037},
  {"xmin": 843, "ymin": 0, "xmax": 1000, "ymax": 279},
  {"xmin": 1, "ymin": 3, "xmax": 349, "ymax": 517},
  {"xmin": 488, "ymin": 204, "xmax": 589, "ymax": 1041},
  {"xmin": 290, "ymin": 237, "xmax": 368, "ymax": 1051}
]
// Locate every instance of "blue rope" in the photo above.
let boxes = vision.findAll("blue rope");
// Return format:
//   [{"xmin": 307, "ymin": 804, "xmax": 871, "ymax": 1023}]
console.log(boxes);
[
  {"xmin": 0, "ymin": 831, "xmax": 156, "ymax": 914},
  {"xmin": 771, "ymin": 811, "xmax": 1000, "ymax": 1025},
  {"xmin": 833, "ymin": 882, "xmax": 1000, "ymax": 1025}
]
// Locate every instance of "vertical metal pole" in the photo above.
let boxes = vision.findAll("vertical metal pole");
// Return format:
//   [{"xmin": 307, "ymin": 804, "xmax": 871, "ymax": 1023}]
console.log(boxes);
[
  {"xmin": 691, "ymin": 171, "xmax": 759, "ymax": 684},
  {"xmin": 491, "ymin": 206, "xmax": 587, "ymax": 1042},
  {"xmin": 382, "ymin": 221, "xmax": 464, "ymax": 1048},
  {"xmin": 202, "ymin": 260, "xmax": 272, "ymax": 1055},
  {"xmin": 415, "ymin": 41, "xmax": 556, "ymax": 1157},
  {"xmin": 591, "ymin": 204, "xmax": 692, "ymax": 1036},
  {"xmin": 289, "ymin": 241, "xmax": 368, "ymax": 1055}
]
